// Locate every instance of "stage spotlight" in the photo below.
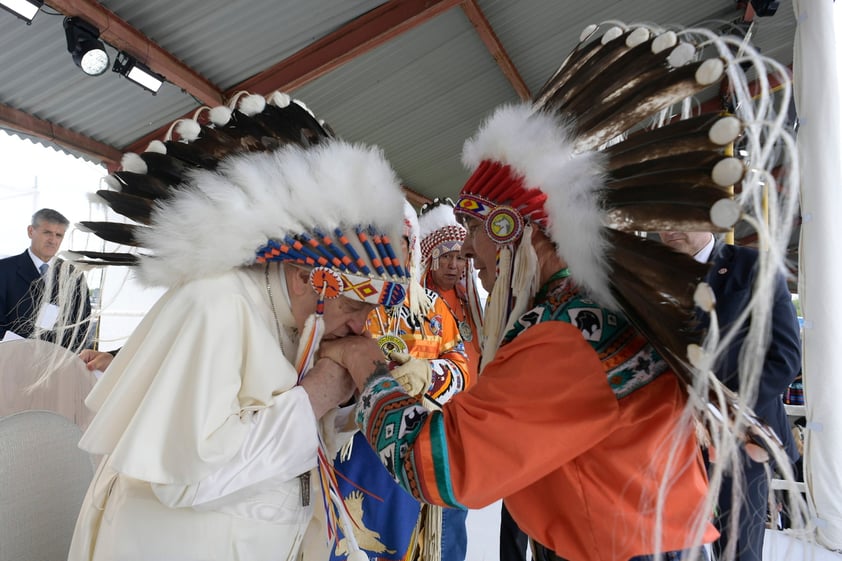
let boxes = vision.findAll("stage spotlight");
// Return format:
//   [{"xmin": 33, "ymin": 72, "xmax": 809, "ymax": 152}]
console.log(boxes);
[
  {"xmin": 64, "ymin": 16, "xmax": 109, "ymax": 76},
  {"xmin": 113, "ymin": 51, "xmax": 165, "ymax": 94},
  {"xmin": 0, "ymin": 0, "xmax": 43, "ymax": 23}
]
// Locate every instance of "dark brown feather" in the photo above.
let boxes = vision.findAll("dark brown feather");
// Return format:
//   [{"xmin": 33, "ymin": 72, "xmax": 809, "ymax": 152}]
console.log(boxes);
[
  {"xmin": 139, "ymin": 152, "xmax": 197, "ymax": 186},
  {"xmin": 608, "ymin": 151, "xmax": 730, "ymax": 181},
  {"xmin": 540, "ymin": 29, "xmax": 641, "ymax": 113},
  {"xmin": 604, "ymin": 114, "xmax": 734, "ymax": 169},
  {"xmin": 68, "ymin": 250, "xmax": 140, "ymax": 265},
  {"xmin": 77, "ymin": 221, "xmax": 143, "ymax": 247},
  {"xmin": 95, "ymin": 190, "xmax": 155, "ymax": 225},
  {"xmin": 576, "ymin": 60, "xmax": 723, "ymax": 150},
  {"xmin": 112, "ymin": 171, "xmax": 171, "ymax": 199},
  {"xmin": 559, "ymin": 38, "xmax": 671, "ymax": 119},
  {"xmin": 533, "ymin": 26, "xmax": 607, "ymax": 108}
]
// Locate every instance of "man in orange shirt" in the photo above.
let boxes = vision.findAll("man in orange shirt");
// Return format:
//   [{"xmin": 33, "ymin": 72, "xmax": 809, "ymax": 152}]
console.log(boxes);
[
  {"xmin": 418, "ymin": 198, "xmax": 481, "ymax": 384},
  {"xmin": 320, "ymin": 21, "xmax": 796, "ymax": 561}
]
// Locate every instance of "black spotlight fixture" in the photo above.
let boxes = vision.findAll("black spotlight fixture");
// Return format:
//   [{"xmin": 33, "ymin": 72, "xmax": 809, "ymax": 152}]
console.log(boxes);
[
  {"xmin": 64, "ymin": 16, "xmax": 109, "ymax": 76},
  {"xmin": 0, "ymin": 0, "xmax": 43, "ymax": 23},
  {"xmin": 112, "ymin": 51, "xmax": 165, "ymax": 94}
]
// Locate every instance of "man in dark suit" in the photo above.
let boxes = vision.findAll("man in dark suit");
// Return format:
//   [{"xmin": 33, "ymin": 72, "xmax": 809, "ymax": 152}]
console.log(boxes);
[
  {"xmin": 0, "ymin": 208, "xmax": 91, "ymax": 349},
  {"xmin": 659, "ymin": 231, "xmax": 802, "ymax": 561}
]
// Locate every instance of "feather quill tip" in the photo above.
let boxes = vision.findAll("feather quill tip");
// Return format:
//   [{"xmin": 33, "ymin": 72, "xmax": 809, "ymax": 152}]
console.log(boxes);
[
  {"xmin": 626, "ymin": 27, "xmax": 650, "ymax": 47},
  {"xmin": 174, "ymin": 120, "xmax": 201, "ymax": 142},
  {"xmin": 667, "ymin": 42, "xmax": 696, "ymax": 68},
  {"xmin": 102, "ymin": 175, "xmax": 120, "ymax": 190},
  {"xmin": 694, "ymin": 282, "xmax": 717, "ymax": 312},
  {"xmin": 601, "ymin": 26, "xmax": 624, "ymax": 44},
  {"xmin": 579, "ymin": 24, "xmax": 598, "ymax": 42},
  {"xmin": 709, "ymin": 117, "xmax": 742, "ymax": 145},
  {"xmin": 239, "ymin": 94, "xmax": 266, "ymax": 116},
  {"xmin": 710, "ymin": 198, "xmax": 741, "ymax": 229},
  {"xmin": 146, "ymin": 140, "xmax": 167, "ymax": 154},
  {"xmin": 696, "ymin": 58, "xmax": 725, "ymax": 85},
  {"xmin": 268, "ymin": 91, "xmax": 291, "ymax": 108},
  {"xmin": 121, "ymin": 152, "xmax": 147, "ymax": 174},
  {"xmin": 209, "ymin": 105, "xmax": 233, "ymax": 126},
  {"xmin": 652, "ymin": 31, "xmax": 677, "ymax": 54},
  {"xmin": 686, "ymin": 343, "xmax": 706, "ymax": 369},
  {"xmin": 712, "ymin": 158, "xmax": 744, "ymax": 187},
  {"xmin": 693, "ymin": 282, "xmax": 717, "ymax": 312}
]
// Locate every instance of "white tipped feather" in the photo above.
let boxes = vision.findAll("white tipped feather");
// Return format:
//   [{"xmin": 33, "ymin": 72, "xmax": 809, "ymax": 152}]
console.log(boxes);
[
  {"xmin": 102, "ymin": 175, "xmax": 120, "ymax": 190},
  {"xmin": 695, "ymin": 58, "xmax": 725, "ymax": 85},
  {"xmin": 579, "ymin": 24, "xmax": 598, "ymax": 42},
  {"xmin": 146, "ymin": 140, "xmax": 167, "ymax": 154},
  {"xmin": 239, "ymin": 94, "xmax": 266, "ymax": 116},
  {"xmin": 209, "ymin": 105, "xmax": 232, "ymax": 126},
  {"xmin": 667, "ymin": 42, "xmax": 696, "ymax": 68},
  {"xmin": 711, "ymin": 157, "xmax": 744, "ymax": 186},
  {"xmin": 293, "ymin": 99, "xmax": 315, "ymax": 117},
  {"xmin": 174, "ymin": 119, "xmax": 201, "ymax": 142},
  {"xmin": 601, "ymin": 26, "xmax": 624, "ymax": 44},
  {"xmin": 651, "ymin": 31, "xmax": 677, "ymax": 54},
  {"xmin": 121, "ymin": 152, "xmax": 147, "ymax": 174},
  {"xmin": 462, "ymin": 104, "xmax": 612, "ymax": 306},
  {"xmin": 626, "ymin": 27, "xmax": 650, "ymax": 47},
  {"xmin": 709, "ymin": 116, "xmax": 742, "ymax": 145},
  {"xmin": 268, "ymin": 91, "xmax": 291, "ymax": 108},
  {"xmin": 710, "ymin": 198, "xmax": 741, "ymax": 229},
  {"xmin": 693, "ymin": 282, "xmax": 717, "ymax": 312}
]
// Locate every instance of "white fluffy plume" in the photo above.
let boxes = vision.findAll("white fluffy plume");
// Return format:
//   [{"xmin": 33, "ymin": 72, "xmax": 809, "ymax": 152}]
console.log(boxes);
[
  {"xmin": 137, "ymin": 140, "xmax": 407, "ymax": 287},
  {"xmin": 462, "ymin": 104, "xmax": 611, "ymax": 305}
]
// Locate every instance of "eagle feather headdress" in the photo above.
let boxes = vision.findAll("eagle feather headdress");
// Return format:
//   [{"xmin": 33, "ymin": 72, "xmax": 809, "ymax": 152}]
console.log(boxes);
[
  {"xmin": 454, "ymin": 22, "xmax": 799, "ymax": 466},
  {"xmin": 73, "ymin": 91, "xmax": 410, "ymax": 307}
]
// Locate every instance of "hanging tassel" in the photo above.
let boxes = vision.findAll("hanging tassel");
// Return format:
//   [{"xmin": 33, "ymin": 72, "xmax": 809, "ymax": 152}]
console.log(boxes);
[
  {"xmin": 294, "ymin": 312, "xmax": 324, "ymax": 383},
  {"xmin": 503, "ymin": 223, "xmax": 541, "ymax": 335},
  {"xmin": 479, "ymin": 244, "xmax": 514, "ymax": 372}
]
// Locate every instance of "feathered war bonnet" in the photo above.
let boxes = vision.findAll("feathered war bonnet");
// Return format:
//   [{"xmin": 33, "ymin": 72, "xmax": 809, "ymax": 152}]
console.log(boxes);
[
  {"xmin": 455, "ymin": 23, "xmax": 799, "ymax": 457},
  {"xmin": 75, "ymin": 91, "xmax": 410, "ymax": 308},
  {"xmin": 418, "ymin": 198, "xmax": 467, "ymax": 273},
  {"xmin": 71, "ymin": 91, "xmax": 411, "ymax": 558}
]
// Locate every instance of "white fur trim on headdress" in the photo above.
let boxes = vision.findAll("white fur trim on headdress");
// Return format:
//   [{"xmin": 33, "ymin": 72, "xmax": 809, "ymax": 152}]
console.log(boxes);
[
  {"xmin": 137, "ymin": 141, "xmax": 407, "ymax": 287},
  {"xmin": 418, "ymin": 203, "xmax": 466, "ymax": 271},
  {"xmin": 462, "ymin": 104, "xmax": 612, "ymax": 305}
]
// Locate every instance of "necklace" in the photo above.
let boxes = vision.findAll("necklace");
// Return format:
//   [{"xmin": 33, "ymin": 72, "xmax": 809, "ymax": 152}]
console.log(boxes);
[
  {"xmin": 265, "ymin": 263, "xmax": 284, "ymax": 353},
  {"xmin": 373, "ymin": 305, "xmax": 408, "ymax": 356},
  {"xmin": 436, "ymin": 287, "xmax": 473, "ymax": 342}
]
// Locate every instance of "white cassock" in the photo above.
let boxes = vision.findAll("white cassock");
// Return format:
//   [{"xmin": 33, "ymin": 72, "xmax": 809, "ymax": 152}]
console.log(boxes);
[{"xmin": 68, "ymin": 263, "xmax": 354, "ymax": 561}]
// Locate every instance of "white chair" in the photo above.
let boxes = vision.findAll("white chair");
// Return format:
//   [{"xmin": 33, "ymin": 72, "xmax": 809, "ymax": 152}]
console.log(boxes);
[
  {"xmin": 0, "ymin": 339, "xmax": 96, "ymax": 430},
  {"xmin": 0, "ymin": 410, "xmax": 94, "ymax": 561}
]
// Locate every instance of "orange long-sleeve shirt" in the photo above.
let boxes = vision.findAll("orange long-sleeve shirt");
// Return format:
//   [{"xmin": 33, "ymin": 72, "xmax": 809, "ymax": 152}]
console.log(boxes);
[{"xmin": 357, "ymin": 291, "xmax": 717, "ymax": 561}]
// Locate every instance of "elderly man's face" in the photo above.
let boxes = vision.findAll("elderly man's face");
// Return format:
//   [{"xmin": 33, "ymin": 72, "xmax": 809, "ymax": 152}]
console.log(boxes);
[
  {"xmin": 287, "ymin": 266, "xmax": 378, "ymax": 339},
  {"xmin": 460, "ymin": 218, "xmax": 497, "ymax": 292},
  {"xmin": 430, "ymin": 250, "xmax": 466, "ymax": 291}
]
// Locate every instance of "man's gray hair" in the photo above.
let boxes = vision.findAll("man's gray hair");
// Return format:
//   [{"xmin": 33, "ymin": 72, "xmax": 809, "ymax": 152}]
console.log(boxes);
[{"xmin": 31, "ymin": 208, "xmax": 69, "ymax": 228}]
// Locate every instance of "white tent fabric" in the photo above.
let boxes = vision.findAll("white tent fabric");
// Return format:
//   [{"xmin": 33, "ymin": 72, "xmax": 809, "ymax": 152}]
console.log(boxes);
[{"xmin": 793, "ymin": 0, "xmax": 842, "ymax": 553}]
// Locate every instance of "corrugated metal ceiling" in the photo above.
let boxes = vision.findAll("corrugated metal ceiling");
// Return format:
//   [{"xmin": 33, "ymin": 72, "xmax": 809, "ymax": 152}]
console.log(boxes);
[{"xmin": 0, "ymin": 0, "xmax": 798, "ymax": 203}]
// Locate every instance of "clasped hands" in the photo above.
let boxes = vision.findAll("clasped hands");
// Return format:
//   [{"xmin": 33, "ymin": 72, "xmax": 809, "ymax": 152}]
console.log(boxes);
[{"xmin": 317, "ymin": 336, "xmax": 433, "ymax": 398}]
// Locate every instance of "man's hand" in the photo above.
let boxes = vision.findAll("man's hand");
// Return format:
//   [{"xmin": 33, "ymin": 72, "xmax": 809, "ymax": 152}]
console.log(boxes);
[
  {"xmin": 389, "ymin": 354, "xmax": 432, "ymax": 397},
  {"xmin": 301, "ymin": 358, "xmax": 355, "ymax": 419},
  {"xmin": 78, "ymin": 349, "xmax": 115, "ymax": 372},
  {"xmin": 319, "ymin": 336, "xmax": 387, "ymax": 389}
]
